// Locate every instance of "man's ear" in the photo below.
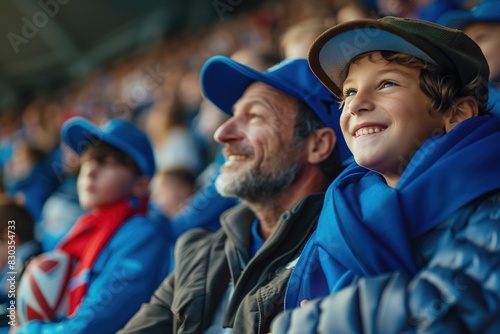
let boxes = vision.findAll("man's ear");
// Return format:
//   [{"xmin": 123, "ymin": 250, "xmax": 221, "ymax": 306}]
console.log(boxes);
[
  {"xmin": 305, "ymin": 128, "xmax": 336, "ymax": 164},
  {"xmin": 132, "ymin": 176, "xmax": 151, "ymax": 198},
  {"xmin": 444, "ymin": 96, "xmax": 479, "ymax": 132}
]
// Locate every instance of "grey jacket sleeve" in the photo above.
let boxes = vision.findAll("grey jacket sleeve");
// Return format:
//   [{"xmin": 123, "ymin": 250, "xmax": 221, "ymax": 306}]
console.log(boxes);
[
  {"xmin": 117, "ymin": 272, "xmax": 175, "ymax": 334},
  {"xmin": 272, "ymin": 194, "xmax": 500, "ymax": 333}
]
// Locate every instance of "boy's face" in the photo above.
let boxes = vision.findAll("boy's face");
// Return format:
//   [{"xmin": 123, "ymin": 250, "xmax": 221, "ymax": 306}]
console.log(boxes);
[
  {"xmin": 340, "ymin": 52, "xmax": 446, "ymax": 187},
  {"xmin": 464, "ymin": 22, "xmax": 500, "ymax": 84},
  {"xmin": 77, "ymin": 154, "xmax": 140, "ymax": 210}
]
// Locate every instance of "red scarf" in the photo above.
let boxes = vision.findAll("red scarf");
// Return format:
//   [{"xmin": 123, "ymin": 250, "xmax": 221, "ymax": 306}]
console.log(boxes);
[{"xmin": 57, "ymin": 197, "xmax": 148, "ymax": 316}]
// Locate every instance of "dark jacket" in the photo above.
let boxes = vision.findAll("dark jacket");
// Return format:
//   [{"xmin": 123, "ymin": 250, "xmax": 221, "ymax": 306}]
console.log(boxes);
[
  {"xmin": 271, "ymin": 191, "xmax": 500, "ymax": 333},
  {"xmin": 118, "ymin": 193, "xmax": 324, "ymax": 334}
]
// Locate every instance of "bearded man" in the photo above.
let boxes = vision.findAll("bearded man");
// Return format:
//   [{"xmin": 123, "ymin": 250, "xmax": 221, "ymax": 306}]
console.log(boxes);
[{"xmin": 119, "ymin": 56, "xmax": 351, "ymax": 334}]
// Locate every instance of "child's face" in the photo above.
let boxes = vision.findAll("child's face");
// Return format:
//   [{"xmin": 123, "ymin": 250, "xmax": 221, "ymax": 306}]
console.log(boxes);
[
  {"xmin": 340, "ymin": 52, "xmax": 446, "ymax": 187},
  {"xmin": 77, "ymin": 155, "xmax": 139, "ymax": 210}
]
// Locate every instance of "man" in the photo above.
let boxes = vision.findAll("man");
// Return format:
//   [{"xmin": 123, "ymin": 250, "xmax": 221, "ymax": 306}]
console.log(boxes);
[{"xmin": 119, "ymin": 56, "xmax": 351, "ymax": 333}]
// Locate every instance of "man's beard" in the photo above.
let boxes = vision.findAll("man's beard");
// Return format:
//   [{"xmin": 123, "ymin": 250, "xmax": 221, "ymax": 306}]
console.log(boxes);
[{"xmin": 215, "ymin": 141, "xmax": 304, "ymax": 202}]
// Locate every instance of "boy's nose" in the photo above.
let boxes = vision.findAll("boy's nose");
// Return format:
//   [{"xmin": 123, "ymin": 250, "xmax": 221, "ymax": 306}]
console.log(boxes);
[{"xmin": 346, "ymin": 91, "xmax": 375, "ymax": 116}]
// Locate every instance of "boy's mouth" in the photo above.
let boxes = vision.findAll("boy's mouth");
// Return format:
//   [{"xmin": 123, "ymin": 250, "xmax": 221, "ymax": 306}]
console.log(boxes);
[{"xmin": 353, "ymin": 125, "xmax": 386, "ymax": 138}]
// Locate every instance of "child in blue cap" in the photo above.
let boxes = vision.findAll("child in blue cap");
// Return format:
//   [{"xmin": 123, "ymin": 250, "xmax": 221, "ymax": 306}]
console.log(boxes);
[
  {"xmin": 272, "ymin": 16, "xmax": 500, "ymax": 333},
  {"xmin": 15, "ymin": 117, "xmax": 170, "ymax": 334}
]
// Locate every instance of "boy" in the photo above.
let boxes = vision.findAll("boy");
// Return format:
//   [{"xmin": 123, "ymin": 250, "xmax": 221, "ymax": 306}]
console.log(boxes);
[
  {"xmin": 272, "ymin": 17, "xmax": 500, "ymax": 333},
  {"xmin": 15, "ymin": 117, "xmax": 170, "ymax": 333}
]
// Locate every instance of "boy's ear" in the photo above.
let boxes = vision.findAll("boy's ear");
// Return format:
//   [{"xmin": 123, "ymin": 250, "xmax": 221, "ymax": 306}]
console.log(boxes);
[
  {"xmin": 305, "ymin": 128, "xmax": 337, "ymax": 164},
  {"xmin": 132, "ymin": 176, "xmax": 151, "ymax": 198},
  {"xmin": 444, "ymin": 96, "xmax": 479, "ymax": 132}
]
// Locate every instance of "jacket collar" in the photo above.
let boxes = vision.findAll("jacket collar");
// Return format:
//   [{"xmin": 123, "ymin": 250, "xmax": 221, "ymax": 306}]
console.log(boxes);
[{"xmin": 220, "ymin": 192, "xmax": 326, "ymax": 265}]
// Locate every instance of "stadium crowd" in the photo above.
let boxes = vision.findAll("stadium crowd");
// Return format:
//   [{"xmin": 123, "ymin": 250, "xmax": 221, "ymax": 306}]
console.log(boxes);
[{"xmin": 1, "ymin": 0, "xmax": 499, "ymax": 333}]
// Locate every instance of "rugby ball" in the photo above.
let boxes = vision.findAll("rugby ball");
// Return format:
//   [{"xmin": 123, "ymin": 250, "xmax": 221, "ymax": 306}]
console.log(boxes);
[{"xmin": 17, "ymin": 251, "xmax": 74, "ymax": 324}]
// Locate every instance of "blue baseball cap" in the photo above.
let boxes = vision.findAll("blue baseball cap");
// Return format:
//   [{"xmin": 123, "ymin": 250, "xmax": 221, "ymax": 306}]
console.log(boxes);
[
  {"xmin": 438, "ymin": 0, "xmax": 500, "ymax": 29},
  {"xmin": 61, "ymin": 117, "xmax": 156, "ymax": 177},
  {"xmin": 200, "ymin": 55, "xmax": 352, "ymax": 164}
]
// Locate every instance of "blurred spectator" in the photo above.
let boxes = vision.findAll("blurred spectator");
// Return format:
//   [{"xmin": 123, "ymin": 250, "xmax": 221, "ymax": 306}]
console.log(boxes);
[
  {"xmin": 376, "ymin": 0, "xmax": 461, "ymax": 22},
  {"xmin": 279, "ymin": 18, "xmax": 330, "ymax": 58},
  {"xmin": 438, "ymin": 0, "xmax": 500, "ymax": 116},
  {"xmin": 0, "ymin": 109, "xmax": 18, "ymax": 170},
  {"xmin": 2, "ymin": 138, "xmax": 55, "ymax": 221},
  {"xmin": 335, "ymin": 2, "xmax": 374, "ymax": 22},
  {"xmin": 144, "ymin": 72, "xmax": 203, "ymax": 174},
  {"xmin": 2, "ymin": 99, "xmax": 65, "ymax": 221},
  {"xmin": 150, "ymin": 168, "xmax": 197, "ymax": 218}
]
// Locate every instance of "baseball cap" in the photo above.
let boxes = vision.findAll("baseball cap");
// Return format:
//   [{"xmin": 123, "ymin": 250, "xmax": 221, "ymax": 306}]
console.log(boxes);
[
  {"xmin": 200, "ymin": 55, "xmax": 352, "ymax": 164},
  {"xmin": 438, "ymin": 0, "xmax": 500, "ymax": 30},
  {"xmin": 61, "ymin": 117, "xmax": 156, "ymax": 177},
  {"xmin": 308, "ymin": 16, "xmax": 489, "ymax": 99}
]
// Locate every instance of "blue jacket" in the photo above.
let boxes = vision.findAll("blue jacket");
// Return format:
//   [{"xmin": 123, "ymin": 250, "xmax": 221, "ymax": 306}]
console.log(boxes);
[
  {"xmin": 272, "ymin": 190, "xmax": 500, "ymax": 333},
  {"xmin": 273, "ymin": 116, "xmax": 500, "ymax": 333},
  {"xmin": 16, "ymin": 215, "xmax": 171, "ymax": 334}
]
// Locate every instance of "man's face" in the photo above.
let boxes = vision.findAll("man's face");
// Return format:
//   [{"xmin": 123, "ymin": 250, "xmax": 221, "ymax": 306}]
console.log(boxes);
[
  {"xmin": 213, "ymin": 82, "xmax": 306, "ymax": 201},
  {"xmin": 464, "ymin": 22, "xmax": 500, "ymax": 83}
]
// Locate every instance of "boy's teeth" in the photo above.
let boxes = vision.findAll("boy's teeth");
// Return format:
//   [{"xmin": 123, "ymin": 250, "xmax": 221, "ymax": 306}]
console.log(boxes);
[{"xmin": 356, "ymin": 127, "xmax": 383, "ymax": 137}]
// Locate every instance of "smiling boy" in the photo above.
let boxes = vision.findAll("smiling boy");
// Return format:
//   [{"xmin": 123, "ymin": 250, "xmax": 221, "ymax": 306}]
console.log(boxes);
[{"xmin": 273, "ymin": 17, "xmax": 500, "ymax": 333}]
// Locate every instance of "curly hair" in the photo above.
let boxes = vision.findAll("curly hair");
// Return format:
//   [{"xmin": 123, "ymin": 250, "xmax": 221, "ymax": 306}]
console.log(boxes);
[{"xmin": 340, "ymin": 51, "xmax": 490, "ymax": 115}]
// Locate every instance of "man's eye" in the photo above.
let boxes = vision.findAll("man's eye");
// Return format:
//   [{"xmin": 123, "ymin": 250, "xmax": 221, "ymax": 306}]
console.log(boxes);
[{"xmin": 249, "ymin": 113, "xmax": 263, "ymax": 120}]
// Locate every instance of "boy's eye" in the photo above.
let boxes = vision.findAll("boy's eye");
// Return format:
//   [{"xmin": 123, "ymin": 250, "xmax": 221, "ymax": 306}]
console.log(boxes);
[
  {"xmin": 382, "ymin": 81, "xmax": 396, "ymax": 88},
  {"xmin": 343, "ymin": 89, "xmax": 357, "ymax": 97}
]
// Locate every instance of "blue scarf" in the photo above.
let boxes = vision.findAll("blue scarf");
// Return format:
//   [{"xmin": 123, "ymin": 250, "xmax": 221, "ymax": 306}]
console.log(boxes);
[{"xmin": 285, "ymin": 116, "xmax": 500, "ymax": 309}]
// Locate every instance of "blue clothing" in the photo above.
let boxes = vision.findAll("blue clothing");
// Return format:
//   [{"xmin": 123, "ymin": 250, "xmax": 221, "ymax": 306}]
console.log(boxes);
[
  {"xmin": 489, "ymin": 84, "xmax": 500, "ymax": 117},
  {"xmin": 417, "ymin": 0, "xmax": 460, "ymax": 23},
  {"xmin": 285, "ymin": 115, "xmax": 500, "ymax": 309},
  {"xmin": 4, "ymin": 146, "xmax": 62, "ymax": 222},
  {"xmin": 0, "ymin": 138, "xmax": 13, "ymax": 169},
  {"xmin": 16, "ymin": 215, "xmax": 171, "ymax": 334},
  {"xmin": 273, "ymin": 190, "xmax": 500, "ymax": 333},
  {"xmin": 249, "ymin": 219, "xmax": 264, "ymax": 258}
]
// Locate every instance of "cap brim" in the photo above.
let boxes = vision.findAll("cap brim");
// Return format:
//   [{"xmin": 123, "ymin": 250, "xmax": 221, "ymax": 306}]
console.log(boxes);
[
  {"xmin": 61, "ymin": 117, "xmax": 103, "ymax": 156},
  {"xmin": 200, "ymin": 56, "xmax": 303, "ymax": 114},
  {"xmin": 309, "ymin": 19, "xmax": 436, "ymax": 98},
  {"xmin": 61, "ymin": 117, "xmax": 134, "ymax": 159}
]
